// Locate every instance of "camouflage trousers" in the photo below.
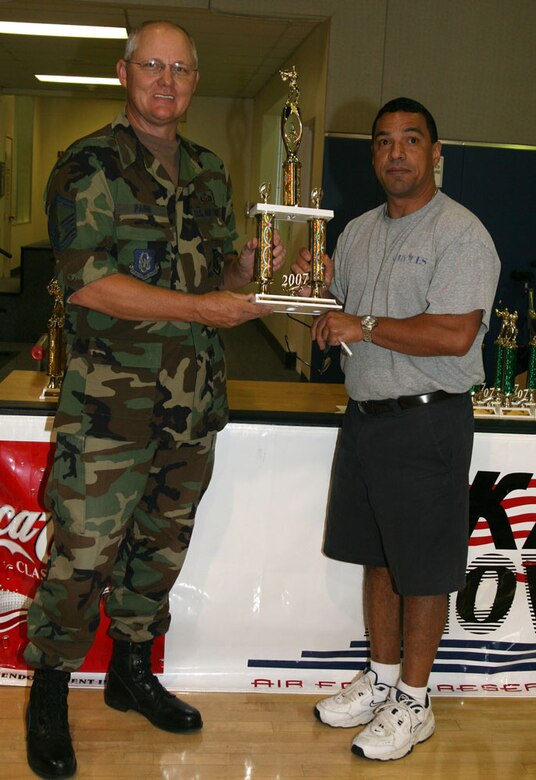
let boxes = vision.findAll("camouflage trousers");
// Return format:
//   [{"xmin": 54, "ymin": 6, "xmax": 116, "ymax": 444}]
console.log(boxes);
[{"xmin": 24, "ymin": 430, "xmax": 216, "ymax": 671}]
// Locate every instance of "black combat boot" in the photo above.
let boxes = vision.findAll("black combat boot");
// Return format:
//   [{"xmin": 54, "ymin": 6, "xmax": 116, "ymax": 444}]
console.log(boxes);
[
  {"xmin": 104, "ymin": 639, "xmax": 202, "ymax": 732},
  {"xmin": 26, "ymin": 669, "xmax": 77, "ymax": 779}
]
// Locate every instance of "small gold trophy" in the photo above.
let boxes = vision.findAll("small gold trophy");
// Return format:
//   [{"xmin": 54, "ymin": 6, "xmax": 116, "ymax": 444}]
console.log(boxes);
[
  {"xmin": 41, "ymin": 278, "xmax": 65, "ymax": 399},
  {"xmin": 248, "ymin": 66, "xmax": 340, "ymax": 316}
]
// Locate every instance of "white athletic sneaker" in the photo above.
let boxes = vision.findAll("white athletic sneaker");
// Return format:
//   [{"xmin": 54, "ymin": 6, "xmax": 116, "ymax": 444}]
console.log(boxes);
[
  {"xmin": 314, "ymin": 668, "xmax": 390, "ymax": 728},
  {"xmin": 351, "ymin": 687, "xmax": 435, "ymax": 761}
]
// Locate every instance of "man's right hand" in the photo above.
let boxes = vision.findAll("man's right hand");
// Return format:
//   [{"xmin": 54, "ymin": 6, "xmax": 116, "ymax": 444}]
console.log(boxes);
[
  {"xmin": 193, "ymin": 290, "xmax": 273, "ymax": 328},
  {"xmin": 290, "ymin": 247, "xmax": 334, "ymax": 297},
  {"xmin": 70, "ymin": 274, "xmax": 273, "ymax": 326}
]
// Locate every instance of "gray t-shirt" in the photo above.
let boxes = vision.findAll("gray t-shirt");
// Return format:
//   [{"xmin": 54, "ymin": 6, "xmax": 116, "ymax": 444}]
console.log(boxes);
[{"xmin": 330, "ymin": 191, "xmax": 500, "ymax": 400}]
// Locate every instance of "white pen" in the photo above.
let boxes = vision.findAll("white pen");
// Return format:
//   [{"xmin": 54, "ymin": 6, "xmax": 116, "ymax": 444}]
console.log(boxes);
[{"xmin": 340, "ymin": 341, "xmax": 353, "ymax": 356}]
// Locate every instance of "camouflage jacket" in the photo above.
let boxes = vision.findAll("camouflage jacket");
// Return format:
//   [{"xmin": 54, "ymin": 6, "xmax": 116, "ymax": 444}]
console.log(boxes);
[{"xmin": 46, "ymin": 112, "xmax": 238, "ymax": 443}]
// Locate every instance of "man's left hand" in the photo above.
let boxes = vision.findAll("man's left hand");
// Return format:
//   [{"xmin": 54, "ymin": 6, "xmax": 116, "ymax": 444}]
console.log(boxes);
[
  {"xmin": 236, "ymin": 228, "xmax": 286, "ymax": 280},
  {"xmin": 312, "ymin": 311, "xmax": 362, "ymax": 351}
]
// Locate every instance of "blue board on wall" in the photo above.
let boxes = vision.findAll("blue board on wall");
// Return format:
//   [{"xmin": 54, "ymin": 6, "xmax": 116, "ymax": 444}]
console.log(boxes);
[{"xmin": 317, "ymin": 134, "xmax": 536, "ymax": 385}]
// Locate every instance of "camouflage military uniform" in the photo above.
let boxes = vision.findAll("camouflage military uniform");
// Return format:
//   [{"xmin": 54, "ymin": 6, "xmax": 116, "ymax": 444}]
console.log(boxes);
[{"xmin": 25, "ymin": 113, "xmax": 238, "ymax": 670}]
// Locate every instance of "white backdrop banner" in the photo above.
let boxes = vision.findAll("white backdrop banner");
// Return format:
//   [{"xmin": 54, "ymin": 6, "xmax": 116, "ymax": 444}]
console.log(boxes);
[{"xmin": 0, "ymin": 416, "xmax": 535, "ymax": 696}]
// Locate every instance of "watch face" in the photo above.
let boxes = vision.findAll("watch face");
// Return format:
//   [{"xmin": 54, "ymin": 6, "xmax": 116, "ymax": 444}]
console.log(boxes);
[{"xmin": 361, "ymin": 315, "xmax": 377, "ymax": 342}]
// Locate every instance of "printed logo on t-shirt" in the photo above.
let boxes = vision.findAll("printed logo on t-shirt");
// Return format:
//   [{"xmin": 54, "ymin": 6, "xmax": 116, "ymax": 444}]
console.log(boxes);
[{"xmin": 394, "ymin": 253, "xmax": 428, "ymax": 265}]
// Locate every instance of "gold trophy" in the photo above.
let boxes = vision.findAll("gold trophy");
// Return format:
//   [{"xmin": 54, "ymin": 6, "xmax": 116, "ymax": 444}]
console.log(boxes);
[
  {"xmin": 248, "ymin": 66, "xmax": 340, "ymax": 316},
  {"xmin": 41, "ymin": 278, "xmax": 65, "ymax": 399}
]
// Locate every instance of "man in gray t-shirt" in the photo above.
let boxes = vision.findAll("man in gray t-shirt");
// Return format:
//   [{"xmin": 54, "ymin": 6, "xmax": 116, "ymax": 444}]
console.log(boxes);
[{"xmin": 294, "ymin": 97, "xmax": 500, "ymax": 762}]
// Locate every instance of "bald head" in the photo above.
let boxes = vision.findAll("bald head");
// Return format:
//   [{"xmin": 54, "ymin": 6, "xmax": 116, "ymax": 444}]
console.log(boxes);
[{"xmin": 125, "ymin": 20, "xmax": 198, "ymax": 69}]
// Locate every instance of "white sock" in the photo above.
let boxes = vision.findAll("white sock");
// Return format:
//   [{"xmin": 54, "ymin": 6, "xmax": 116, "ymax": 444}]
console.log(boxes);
[
  {"xmin": 370, "ymin": 660, "xmax": 400, "ymax": 688},
  {"xmin": 397, "ymin": 679, "xmax": 427, "ymax": 704}
]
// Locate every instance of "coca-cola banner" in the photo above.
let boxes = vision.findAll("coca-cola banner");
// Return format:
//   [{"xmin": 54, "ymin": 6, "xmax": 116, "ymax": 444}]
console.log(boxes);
[{"xmin": 1, "ymin": 414, "xmax": 535, "ymax": 696}]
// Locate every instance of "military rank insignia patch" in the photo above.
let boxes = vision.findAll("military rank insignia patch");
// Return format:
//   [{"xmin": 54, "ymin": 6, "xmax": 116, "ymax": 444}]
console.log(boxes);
[
  {"xmin": 129, "ymin": 248, "xmax": 159, "ymax": 280},
  {"xmin": 49, "ymin": 194, "xmax": 77, "ymax": 251}
]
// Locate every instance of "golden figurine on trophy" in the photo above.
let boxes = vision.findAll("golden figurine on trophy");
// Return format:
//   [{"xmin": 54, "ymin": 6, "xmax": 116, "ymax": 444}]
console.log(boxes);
[
  {"xmin": 248, "ymin": 66, "xmax": 340, "ymax": 316},
  {"xmin": 280, "ymin": 65, "xmax": 303, "ymax": 207}
]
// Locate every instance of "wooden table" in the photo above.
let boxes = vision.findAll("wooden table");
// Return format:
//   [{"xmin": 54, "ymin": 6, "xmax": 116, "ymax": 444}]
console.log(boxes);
[{"xmin": 0, "ymin": 370, "xmax": 349, "ymax": 419}]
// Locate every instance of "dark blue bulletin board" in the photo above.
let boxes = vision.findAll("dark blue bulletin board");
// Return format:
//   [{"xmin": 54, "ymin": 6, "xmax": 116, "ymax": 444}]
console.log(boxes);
[{"xmin": 316, "ymin": 134, "xmax": 536, "ymax": 385}]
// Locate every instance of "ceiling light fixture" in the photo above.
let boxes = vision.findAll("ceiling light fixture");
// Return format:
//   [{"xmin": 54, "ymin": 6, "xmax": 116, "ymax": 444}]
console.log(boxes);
[
  {"xmin": 0, "ymin": 21, "xmax": 127, "ymax": 39},
  {"xmin": 35, "ymin": 75, "xmax": 121, "ymax": 86}
]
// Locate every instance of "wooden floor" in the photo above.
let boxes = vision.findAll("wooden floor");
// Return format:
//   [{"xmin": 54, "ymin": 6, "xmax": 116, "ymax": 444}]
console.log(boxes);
[{"xmin": 3, "ymin": 687, "xmax": 535, "ymax": 779}]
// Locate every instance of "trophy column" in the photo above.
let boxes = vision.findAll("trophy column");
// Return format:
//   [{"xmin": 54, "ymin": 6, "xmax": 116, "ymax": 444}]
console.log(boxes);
[
  {"xmin": 308, "ymin": 188, "xmax": 327, "ymax": 299},
  {"xmin": 254, "ymin": 183, "xmax": 275, "ymax": 295}
]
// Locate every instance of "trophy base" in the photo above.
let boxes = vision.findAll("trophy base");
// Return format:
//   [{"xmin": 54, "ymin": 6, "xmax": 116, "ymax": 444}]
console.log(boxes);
[
  {"xmin": 473, "ymin": 402, "xmax": 535, "ymax": 418},
  {"xmin": 40, "ymin": 385, "xmax": 61, "ymax": 400},
  {"xmin": 254, "ymin": 293, "xmax": 342, "ymax": 315}
]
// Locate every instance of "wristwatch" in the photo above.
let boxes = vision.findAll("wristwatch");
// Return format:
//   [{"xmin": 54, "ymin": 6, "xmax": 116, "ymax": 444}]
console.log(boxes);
[{"xmin": 361, "ymin": 315, "xmax": 378, "ymax": 343}]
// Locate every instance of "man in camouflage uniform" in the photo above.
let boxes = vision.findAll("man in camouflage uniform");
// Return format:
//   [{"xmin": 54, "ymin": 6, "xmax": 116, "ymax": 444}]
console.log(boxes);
[{"xmin": 24, "ymin": 20, "xmax": 284, "ymax": 779}]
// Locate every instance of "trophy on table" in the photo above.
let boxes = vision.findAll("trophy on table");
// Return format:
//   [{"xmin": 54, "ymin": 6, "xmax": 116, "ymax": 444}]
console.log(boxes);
[
  {"xmin": 248, "ymin": 66, "xmax": 341, "ymax": 317},
  {"xmin": 527, "ymin": 288, "xmax": 536, "ymax": 405},
  {"xmin": 472, "ymin": 303, "xmax": 535, "ymax": 417},
  {"xmin": 40, "ymin": 278, "xmax": 66, "ymax": 399},
  {"xmin": 497, "ymin": 308, "xmax": 519, "ymax": 407}
]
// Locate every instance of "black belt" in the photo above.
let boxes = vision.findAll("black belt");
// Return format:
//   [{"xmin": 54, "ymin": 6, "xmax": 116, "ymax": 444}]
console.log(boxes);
[{"xmin": 356, "ymin": 390, "xmax": 466, "ymax": 416}]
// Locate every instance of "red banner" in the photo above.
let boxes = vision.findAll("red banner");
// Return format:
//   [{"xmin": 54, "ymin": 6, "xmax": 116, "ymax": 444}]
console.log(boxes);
[{"xmin": 0, "ymin": 440, "xmax": 163, "ymax": 673}]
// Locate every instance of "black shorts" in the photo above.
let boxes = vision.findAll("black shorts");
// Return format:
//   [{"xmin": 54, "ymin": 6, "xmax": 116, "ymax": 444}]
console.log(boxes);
[{"xmin": 323, "ymin": 394, "xmax": 474, "ymax": 596}]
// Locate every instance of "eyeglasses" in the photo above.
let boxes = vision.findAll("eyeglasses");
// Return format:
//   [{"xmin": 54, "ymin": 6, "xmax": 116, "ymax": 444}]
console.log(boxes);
[
  {"xmin": 285, "ymin": 334, "xmax": 332, "ymax": 375},
  {"xmin": 126, "ymin": 59, "xmax": 198, "ymax": 79},
  {"xmin": 285, "ymin": 315, "xmax": 332, "ymax": 376}
]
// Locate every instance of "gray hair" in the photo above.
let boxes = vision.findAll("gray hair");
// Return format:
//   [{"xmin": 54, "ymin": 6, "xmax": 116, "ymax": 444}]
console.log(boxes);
[{"xmin": 124, "ymin": 20, "xmax": 198, "ymax": 69}]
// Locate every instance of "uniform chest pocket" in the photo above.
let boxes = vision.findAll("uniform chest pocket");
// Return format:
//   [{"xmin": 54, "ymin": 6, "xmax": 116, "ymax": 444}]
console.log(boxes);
[
  {"xmin": 195, "ymin": 216, "xmax": 226, "ymax": 282},
  {"xmin": 115, "ymin": 206, "xmax": 171, "ymax": 238},
  {"xmin": 115, "ymin": 206, "xmax": 172, "ymax": 282}
]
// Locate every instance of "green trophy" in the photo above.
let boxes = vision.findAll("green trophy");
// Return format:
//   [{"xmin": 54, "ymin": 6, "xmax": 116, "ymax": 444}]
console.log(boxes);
[
  {"xmin": 501, "ymin": 309, "xmax": 519, "ymax": 406},
  {"xmin": 527, "ymin": 289, "xmax": 536, "ymax": 404},
  {"xmin": 492, "ymin": 306, "xmax": 510, "ymax": 402}
]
